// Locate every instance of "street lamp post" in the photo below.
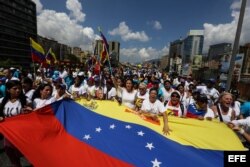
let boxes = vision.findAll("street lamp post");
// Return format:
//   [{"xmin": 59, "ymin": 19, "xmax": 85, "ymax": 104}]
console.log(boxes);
[{"xmin": 226, "ymin": 0, "xmax": 247, "ymax": 91}]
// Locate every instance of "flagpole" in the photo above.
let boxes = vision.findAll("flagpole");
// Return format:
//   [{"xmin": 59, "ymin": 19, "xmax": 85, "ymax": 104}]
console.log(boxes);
[
  {"xmin": 226, "ymin": 0, "xmax": 247, "ymax": 91},
  {"xmin": 98, "ymin": 27, "xmax": 113, "ymax": 76},
  {"xmin": 30, "ymin": 38, "xmax": 36, "ymax": 79}
]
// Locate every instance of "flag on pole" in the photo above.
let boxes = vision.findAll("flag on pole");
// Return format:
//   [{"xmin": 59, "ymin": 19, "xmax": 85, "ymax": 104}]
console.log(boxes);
[
  {"xmin": 30, "ymin": 38, "xmax": 46, "ymax": 63},
  {"xmin": 46, "ymin": 48, "xmax": 57, "ymax": 65},
  {"xmin": 98, "ymin": 27, "xmax": 109, "ymax": 52},
  {"xmin": 100, "ymin": 41, "xmax": 108, "ymax": 64}
]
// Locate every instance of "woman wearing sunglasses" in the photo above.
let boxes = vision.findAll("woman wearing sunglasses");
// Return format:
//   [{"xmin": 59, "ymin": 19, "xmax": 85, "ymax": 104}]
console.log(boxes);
[{"xmin": 165, "ymin": 91, "xmax": 186, "ymax": 117}]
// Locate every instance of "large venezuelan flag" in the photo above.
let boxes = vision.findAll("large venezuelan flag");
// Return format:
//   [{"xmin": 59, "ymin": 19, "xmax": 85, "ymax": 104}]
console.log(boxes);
[
  {"xmin": 0, "ymin": 100, "xmax": 245, "ymax": 167},
  {"xmin": 30, "ymin": 37, "xmax": 46, "ymax": 63}
]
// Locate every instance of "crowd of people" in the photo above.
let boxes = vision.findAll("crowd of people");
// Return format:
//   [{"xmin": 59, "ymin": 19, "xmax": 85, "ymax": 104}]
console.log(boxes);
[{"xmin": 0, "ymin": 64, "xmax": 250, "ymax": 166}]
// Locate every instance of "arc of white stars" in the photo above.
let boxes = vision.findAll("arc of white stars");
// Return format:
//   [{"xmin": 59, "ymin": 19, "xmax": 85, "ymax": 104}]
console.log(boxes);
[
  {"xmin": 137, "ymin": 131, "xmax": 145, "ymax": 136},
  {"xmin": 145, "ymin": 143, "xmax": 155, "ymax": 150},
  {"xmin": 125, "ymin": 125, "xmax": 132, "ymax": 129},
  {"xmin": 151, "ymin": 158, "xmax": 162, "ymax": 167},
  {"xmin": 110, "ymin": 124, "xmax": 116, "ymax": 129},
  {"xmin": 95, "ymin": 127, "xmax": 102, "ymax": 133},
  {"xmin": 83, "ymin": 134, "xmax": 91, "ymax": 140}
]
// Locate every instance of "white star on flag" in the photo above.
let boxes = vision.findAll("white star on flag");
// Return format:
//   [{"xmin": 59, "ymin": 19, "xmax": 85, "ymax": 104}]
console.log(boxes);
[
  {"xmin": 83, "ymin": 134, "xmax": 91, "ymax": 140},
  {"xmin": 125, "ymin": 125, "xmax": 132, "ymax": 129},
  {"xmin": 145, "ymin": 143, "xmax": 155, "ymax": 150},
  {"xmin": 110, "ymin": 124, "xmax": 116, "ymax": 129},
  {"xmin": 151, "ymin": 158, "xmax": 162, "ymax": 167},
  {"xmin": 95, "ymin": 127, "xmax": 102, "ymax": 132},
  {"xmin": 137, "ymin": 131, "xmax": 145, "ymax": 136}
]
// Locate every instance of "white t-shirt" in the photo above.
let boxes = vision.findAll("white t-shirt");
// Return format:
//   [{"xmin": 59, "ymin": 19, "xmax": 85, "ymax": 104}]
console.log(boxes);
[
  {"xmin": 204, "ymin": 108, "xmax": 215, "ymax": 119},
  {"xmin": 121, "ymin": 88, "xmax": 137, "ymax": 109},
  {"xmin": 69, "ymin": 85, "xmax": 87, "ymax": 96},
  {"xmin": 0, "ymin": 98, "xmax": 26, "ymax": 117},
  {"xmin": 141, "ymin": 99, "xmax": 165, "ymax": 114},
  {"xmin": 196, "ymin": 86, "xmax": 219, "ymax": 107},
  {"xmin": 161, "ymin": 87, "xmax": 175, "ymax": 102},
  {"xmin": 33, "ymin": 96, "xmax": 56, "ymax": 109},
  {"xmin": 231, "ymin": 116, "xmax": 250, "ymax": 127},
  {"xmin": 107, "ymin": 87, "xmax": 117, "ymax": 99},
  {"xmin": 24, "ymin": 89, "xmax": 35, "ymax": 101},
  {"xmin": 232, "ymin": 101, "xmax": 241, "ymax": 117}
]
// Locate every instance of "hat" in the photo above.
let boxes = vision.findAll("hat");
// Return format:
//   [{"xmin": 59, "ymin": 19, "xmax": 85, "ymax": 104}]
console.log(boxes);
[
  {"xmin": 208, "ymin": 78, "xmax": 216, "ymax": 84},
  {"xmin": 171, "ymin": 91, "xmax": 181, "ymax": 98},
  {"xmin": 94, "ymin": 76, "xmax": 100, "ymax": 82},
  {"xmin": 52, "ymin": 77, "xmax": 62, "ymax": 83},
  {"xmin": 153, "ymin": 79, "xmax": 160, "ymax": 84},
  {"xmin": 197, "ymin": 94, "xmax": 208, "ymax": 103},
  {"xmin": 10, "ymin": 67, "xmax": 15, "ymax": 70},
  {"xmin": 0, "ymin": 77, "xmax": 6, "ymax": 82},
  {"xmin": 57, "ymin": 83, "xmax": 66, "ymax": 90},
  {"xmin": 180, "ymin": 78, "xmax": 185, "ymax": 83},
  {"xmin": 53, "ymin": 71, "xmax": 60, "ymax": 75},
  {"xmin": 78, "ymin": 71, "xmax": 85, "ymax": 77},
  {"xmin": 230, "ymin": 89, "xmax": 239, "ymax": 96},
  {"xmin": 192, "ymin": 89, "xmax": 200, "ymax": 94}
]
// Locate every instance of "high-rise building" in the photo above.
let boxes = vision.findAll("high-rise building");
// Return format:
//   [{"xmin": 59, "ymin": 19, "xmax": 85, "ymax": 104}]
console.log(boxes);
[
  {"xmin": 168, "ymin": 39, "xmax": 183, "ymax": 72},
  {"xmin": 239, "ymin": 43, "xmax": 250, "ymax": 81},
  {"xmin": 208, "ymin": 43, "xmax": 232, "ymax": 61},
  {"xmin": 182, "ymin": 30, "xmax": 204, "ymax": 65},
  {"xmin": 0, "ymin": 0, "xmax": 37, "ymax": 67},
  {"xmin": 37, "ymin": 35, "xmax": 72, "ymax": 62}
]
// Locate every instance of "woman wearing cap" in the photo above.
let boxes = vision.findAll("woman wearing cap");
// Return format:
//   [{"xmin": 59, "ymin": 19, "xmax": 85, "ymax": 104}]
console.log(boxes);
[
  {"xmin": 140, "ymin": 88, "xmax": 171, "ymax": 135},
  {"xmin": 210, "ymin": 92, "xmax": 236, "ymax": 123},
  {"xmin": 0, "ymin": 80, "xmax": 32, "ymax": 166},
  {"xmin": 165, "ymin": 91, "xmax": 186, "ymax": 117},
  {"xmin": 187, "ymin": 94, "xmax": 214, "ymax": 120}
]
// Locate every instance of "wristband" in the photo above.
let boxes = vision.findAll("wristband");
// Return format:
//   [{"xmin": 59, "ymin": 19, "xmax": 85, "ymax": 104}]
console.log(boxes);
[{"xmin": 239, "ymin": 128, "xmax": 245, "ymax": 135}]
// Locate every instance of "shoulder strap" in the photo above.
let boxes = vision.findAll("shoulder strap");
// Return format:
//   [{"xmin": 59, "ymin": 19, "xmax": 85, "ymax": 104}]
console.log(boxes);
[
  {"xmin": 180, "ymin": 103, "xmax": 185, "ymax": 116},
  {"xmin": 216, "ymin": 104, "xmax": 223, "ymax": 122}
]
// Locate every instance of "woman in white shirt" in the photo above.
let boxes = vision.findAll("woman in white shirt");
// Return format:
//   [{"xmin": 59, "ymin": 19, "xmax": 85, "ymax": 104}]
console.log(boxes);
[
  {"xmin": 120, "ymin": 79, "xmax": 137, "ymax": 109},
  {"xmin": 0, "ymin": 80, "xmax": 32, "ymax": 167},
  {"xmin": 32, "ymin": 83, "xmax": 56, "ymax": 109},
  {"xmin": 21, "ymin": 77, "xmax": 35, "ymax": 101},
  {"xmin": 140, "ymin": 88, "xmax": 171, "ymax": 135}
]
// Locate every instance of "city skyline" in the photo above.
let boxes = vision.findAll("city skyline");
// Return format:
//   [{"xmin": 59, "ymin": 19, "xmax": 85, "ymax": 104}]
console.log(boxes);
[{"xmin": 33, "ymin": 0, "xmax": 250, "ymax": 62}]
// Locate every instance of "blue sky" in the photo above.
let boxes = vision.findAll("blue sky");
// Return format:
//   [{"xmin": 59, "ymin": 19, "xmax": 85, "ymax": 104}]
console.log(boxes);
[{"xmin": 33, "ymin": 0, "xmax": 250, "ymax": 62}]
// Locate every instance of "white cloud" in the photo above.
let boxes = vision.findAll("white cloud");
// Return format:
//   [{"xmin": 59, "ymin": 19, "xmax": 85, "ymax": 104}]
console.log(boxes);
[
  {"xmin": 109, "ymin": 22, "xmax": 150, "ymax": 42},
  {"xmin": 147, "ymin": 20, "xmax": 162, "ymax": 30},
  {"xmin": 153, "ymin": 21, "xmax": 162, "ymax": 30},
  {"xmin": 33, "ymin": 0, "xmax": 98, "ymax": 50},
  {"xmin": 66, "ymin": 0, "xmax": 86, "ymax": 22},
  {"xmin": 203, "ymin": 0, "xmax": 250, "ymax": 52},
  {"xmin": 32, "ymin": 0, "xmax": 43, "ymax": 13},
  {"xmin": 120, "ymin": 46, "xmax": 169, "ymax": 62}
]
